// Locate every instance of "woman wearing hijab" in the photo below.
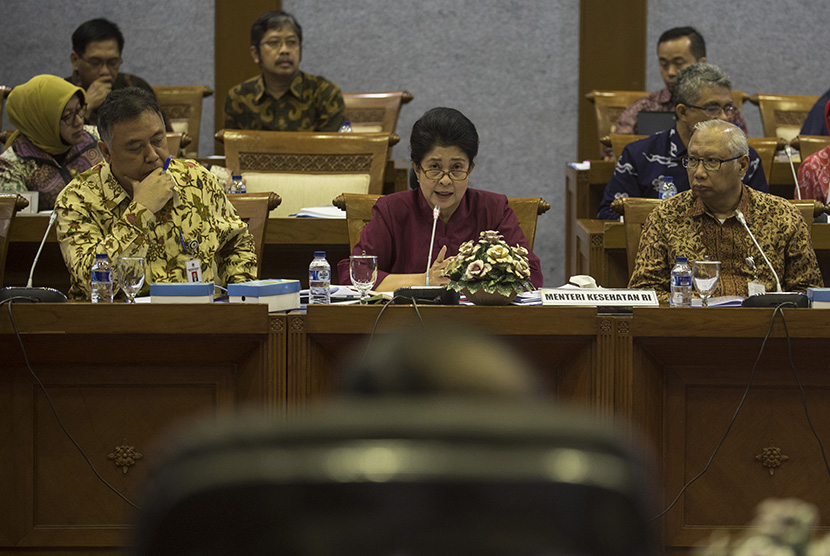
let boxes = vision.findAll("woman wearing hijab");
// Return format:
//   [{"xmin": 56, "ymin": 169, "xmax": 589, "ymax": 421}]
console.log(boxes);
[{"xmin": 0, "ymin": 74, "xmax": 102, "ymax": 210}]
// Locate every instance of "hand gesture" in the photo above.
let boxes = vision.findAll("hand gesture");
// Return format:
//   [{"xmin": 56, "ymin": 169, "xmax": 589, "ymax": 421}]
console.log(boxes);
[
  {"xmin": 427, "ymin": 245, "xmax": 450, "ymax": 286},
  {"xmin": 85, "ymin": 76, "xmax": 114, "ymax": 112},
  {"xmin": 130, "ymin": 168, "xmax": 175, "ymax": 213}
]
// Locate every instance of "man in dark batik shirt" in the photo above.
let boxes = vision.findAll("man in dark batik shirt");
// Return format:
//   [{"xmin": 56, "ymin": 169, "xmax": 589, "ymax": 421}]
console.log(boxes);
[
  {"xmin": 224, "ymin": 10, "xmax": 346, "ymax": 132},
  {"xmin": 66, "ymin": 18, "xmax": 159, "ymax": 126}
]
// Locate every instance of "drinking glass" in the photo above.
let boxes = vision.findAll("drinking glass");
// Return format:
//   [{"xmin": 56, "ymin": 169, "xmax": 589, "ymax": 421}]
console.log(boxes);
[
  {"xmin": 117, "ymin": 256, "xmax": 146, "ymax": 303},
  {"xmin": 692, "ymin": 260, "xmax": 721, "ymax": 307},
  {"xmin": 349, "ymin": 255, "xmax": 378, "ymax": 304}
]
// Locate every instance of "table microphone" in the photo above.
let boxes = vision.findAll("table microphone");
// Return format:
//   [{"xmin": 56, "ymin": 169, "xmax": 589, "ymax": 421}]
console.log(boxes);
[
  {"xmin": 0, "ymin": 210, "xmax": 67, "ymax": 303},
  {"xmin": 734, "ymin": 209, "xmax": 807, "ymax": 307},
  {"xmin": 425, "ymin": 205, "xmax": 440, "ymax": 286}
]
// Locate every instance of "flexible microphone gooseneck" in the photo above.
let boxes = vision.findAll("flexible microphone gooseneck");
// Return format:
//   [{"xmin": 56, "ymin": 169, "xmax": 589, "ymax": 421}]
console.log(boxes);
[
  {"xmin": 734, "ymin": 209, "xmax": 782, "ymax": 292},
  {"xmin": 784, "ymin": 145, "xmax": 801, "ymax": 200},
  {"xmin": 425, "ymin": 205, "xmax": 440, "ymax": 286},
  {"xmin": 0, "ymin": 210, "xmax": 67, "ymax": 303},
  {"xmin": 27, "ymin": 210, "xmax": 57, "ymax": 287}
]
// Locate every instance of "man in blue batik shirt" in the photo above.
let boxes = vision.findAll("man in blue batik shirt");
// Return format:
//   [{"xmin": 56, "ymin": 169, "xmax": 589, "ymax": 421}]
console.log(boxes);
[{"xmin": 597, "ymin": 63, "xmax": 768, "ymax": 220}]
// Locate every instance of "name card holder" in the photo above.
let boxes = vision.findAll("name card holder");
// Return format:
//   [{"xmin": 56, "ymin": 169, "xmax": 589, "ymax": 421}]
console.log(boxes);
[{"xmin": 541, "ymin": 288, "xmax": 659, "ymax": 307}]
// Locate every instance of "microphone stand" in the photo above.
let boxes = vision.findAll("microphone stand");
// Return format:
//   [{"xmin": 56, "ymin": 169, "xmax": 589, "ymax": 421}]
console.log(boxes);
[{"xmin": 0, "ymin": 210, "xmax": 67, "ymax": 303}]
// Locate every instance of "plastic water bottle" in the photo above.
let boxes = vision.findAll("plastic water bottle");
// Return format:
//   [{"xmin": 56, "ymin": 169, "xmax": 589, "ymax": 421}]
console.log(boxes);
[
  {"xmin": 338, "ymin": 121, "xmax": 353, "ymax": 133},
  {"xmin": 309, "ymin": 251, "xmax": 331, "ymax": 304},
  {"xmin": 90, "ymin": 253, "xmax": 114, "ymax": 303},
  {"xmin": 658, "ymin": 175, "xmax": 677, "ymax": 199},
  {"xmin": 670, "ymin": 256, "xmax": 692, "ymax": 307},
  {"xmin": 228, "ymin": 174, "xmax": 246, "ymax": 194}
]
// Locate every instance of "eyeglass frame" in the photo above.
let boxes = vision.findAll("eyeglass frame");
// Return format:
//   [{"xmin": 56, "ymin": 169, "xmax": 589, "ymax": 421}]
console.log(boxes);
[
  {"xmin": 60, "ymin": 104, "xmax": 88, "ymax": 125},
  {"xmin": 418, "ymin": 164, "xmax": 471, "ymax": 181},
  {"xmin": 74, "ymin": 51, "xmax": 123, "ymax": 70},
  {"xmin": 681, "ymin": 155, "xmax": 742, "ymax": 172},
  {"xmin": 684, "ymin": 102, "xmax": 738, "ymax": 118},
  {"xmin": 259, "ymin": 37, "xmax": 300, "ymax": 50}
]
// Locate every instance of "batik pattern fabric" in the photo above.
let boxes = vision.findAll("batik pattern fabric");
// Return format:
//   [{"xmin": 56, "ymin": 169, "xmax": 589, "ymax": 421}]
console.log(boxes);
[
  {"xmin": 224, "ymin": 72, "xmax": 345, "ymax": 132},
  {"xmin": 629, "ymin": 185, "xmax": 823, "ymax": 303},
  {"xmin": 797, "ymin": 146, "xmax": 830, "ymax": 203},
  {"xmin": 0, "ymin": 127, "xmax": 102, "ymax": 210},
  {"xmin": 55, "ymin": 158, "xmax": 257, "ymax": 300}
]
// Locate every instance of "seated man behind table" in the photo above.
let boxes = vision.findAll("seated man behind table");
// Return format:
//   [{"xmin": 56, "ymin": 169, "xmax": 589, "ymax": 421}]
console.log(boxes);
[
  {"xmin": 797, "ymin": 98, "xmax": 830, "ymax": 202},
  {"xmin": 55, "ymin": 87, "xmax": 257, "ymax": 301},
  {"xmin": 606, "ymin": 26, "xmax": 748, "ymax": 159},
  {"xmin": 629, "ymin": 119, "xmax": 823, "ymax": 302},
  {"xmin": 336, "ymin": 107, "xmax": 543, "ymax": 291},
  {"xmin": 597, "ymin": 62, "xmax": 767, "ymax": 220},
  {"xmin": 66, "ymin": 18, "xmax": 159, "ymax": 126},
  {"xmin": 224, "ymin": 10, "xmax": 345, "ymax": 131}
]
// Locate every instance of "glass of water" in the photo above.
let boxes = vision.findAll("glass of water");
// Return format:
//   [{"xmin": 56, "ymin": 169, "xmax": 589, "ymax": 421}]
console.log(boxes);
[
  {"xmin": 117, "ymin": 256, "xmax": 146, "ymax": 303},
  {"xmin": 349, "ymin": 255, "xmax": 378, "ymax": 304},
  {"xmin": 692, "ymin": 260, "xmax": 721, "ymax": 307}
]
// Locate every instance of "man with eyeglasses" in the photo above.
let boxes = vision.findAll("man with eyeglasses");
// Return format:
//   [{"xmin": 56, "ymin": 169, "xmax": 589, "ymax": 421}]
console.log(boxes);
[
  {"xmin": 628, "ymin": 119, "xmax": 822, "ymax": 301},
  {"xmin": 604, "ymin": 27, "xmax": 748, "ymax": 160},
  {"xmin": 224, "ymin": 10, "xmax": 345, "ymax": 132},
  {"xmin": 66, "ymin": 18, "xmax": 158, "ymax": 126},
  {"xmin": 597, "ymin": 63, "xmax": 767, "ymax": 220}
]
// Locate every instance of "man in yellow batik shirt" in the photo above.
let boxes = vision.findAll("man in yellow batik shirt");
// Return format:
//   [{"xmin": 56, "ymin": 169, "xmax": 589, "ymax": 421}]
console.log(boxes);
[{"xmin": 56, "ymin": 87, "xmax": 257, "ymax": 301}]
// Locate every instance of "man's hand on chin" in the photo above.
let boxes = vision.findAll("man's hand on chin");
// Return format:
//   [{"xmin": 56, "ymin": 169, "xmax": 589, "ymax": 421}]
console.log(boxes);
[
  {"xmin": 130, "ymin": 168, "xmax": 175, "ymax": 213},
  {"xmin": 86, "ymin": 76, "xmax": 114, "ymax": 111}
]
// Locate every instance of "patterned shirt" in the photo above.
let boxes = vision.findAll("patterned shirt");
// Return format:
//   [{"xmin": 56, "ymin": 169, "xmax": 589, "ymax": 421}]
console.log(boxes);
[
  {"xmin": 606, "ymin": 87, "xmax": 749, "ymax": 160},
  {"xmin": 55, "ymin": 158, "xmax": 257, "ymax": 300},
  {"xmin": 597, "ymin": 126, "xmax": 768, "ymax": 220},
  {"xmin": 224, "ymin": 72, "xmax": 345, "ymax": 132},
  {"xmin": 796, "ymin": 145, "xmax": 830, "ymax": 202},
  {"xmin": 0, "ymin": 126, "xmax": 102, "ymax": 210},
  {"xmin": 629, "ymin": 185, "xmax": 823, "ymax": 302}
]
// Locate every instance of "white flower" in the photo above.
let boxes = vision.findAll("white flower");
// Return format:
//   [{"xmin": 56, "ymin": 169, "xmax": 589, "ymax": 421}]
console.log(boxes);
[
  {"xmin": 486, "ymin": 245, "xmax": 511, "ymax": 265},
  {"xmin": 480, "ymin": 230, "xmax": 503, "ymax": 244},
  {"xmin": 464, "ymin": 260, "xmax": 492, "ymax": 280},
  {"xmin": 513, "ymin": 258, "xmax": 530, "ymax": 278},
  {"xmin": 458, "ymin": 240, "xmax": 475, "ymax": 258}
]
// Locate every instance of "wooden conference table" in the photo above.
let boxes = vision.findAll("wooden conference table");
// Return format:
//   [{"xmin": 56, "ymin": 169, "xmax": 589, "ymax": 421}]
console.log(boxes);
[{"xmin": 2, "ymin": 302, "xmax": 829, "ymax": 556}]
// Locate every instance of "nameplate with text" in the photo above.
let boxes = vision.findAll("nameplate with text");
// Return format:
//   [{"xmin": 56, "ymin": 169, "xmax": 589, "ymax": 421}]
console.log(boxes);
[{"xmin": 541, "ymin": 288, "xmax": 659, "ymax": 307}]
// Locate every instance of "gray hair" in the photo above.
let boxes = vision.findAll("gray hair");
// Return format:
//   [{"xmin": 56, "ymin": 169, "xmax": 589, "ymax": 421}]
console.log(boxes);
[
  {"xmin": 693, "ymin": 119, "xmax": 749, "ymax": 157},
  {"xmin": 674, "ymin": 62, "xmax": 732, "ymax": 106}
]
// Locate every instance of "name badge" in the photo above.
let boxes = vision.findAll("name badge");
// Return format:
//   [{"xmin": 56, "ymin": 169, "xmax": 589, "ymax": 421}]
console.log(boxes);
[{"xmin": 186, "ymin": 259, "xmax": 203, "ymax": 283}]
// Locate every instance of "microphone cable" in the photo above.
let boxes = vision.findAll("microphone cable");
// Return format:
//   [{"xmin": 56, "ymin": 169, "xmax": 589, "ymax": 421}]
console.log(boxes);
[
  {"xmin": 3, "ymin": 299, "xmax": 141, "ymax": 509},
  {"xmin": 650, "ymin": 302, "xmax": 830, "ymax": 521}
]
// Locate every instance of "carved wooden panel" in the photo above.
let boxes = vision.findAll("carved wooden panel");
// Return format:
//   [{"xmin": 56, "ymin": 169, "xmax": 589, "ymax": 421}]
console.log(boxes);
[{"xmin": 239, "ymin": 152, "xmax": 373, "ymax": 173}]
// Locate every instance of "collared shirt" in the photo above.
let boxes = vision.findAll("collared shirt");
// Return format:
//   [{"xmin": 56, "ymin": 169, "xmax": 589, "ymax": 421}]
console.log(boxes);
[
  {"xmin": 796, "ymin": 145, "xmax": 830, "ymax": 202},
  {"xmin": 336, "ymin": 188, "xmax": 543, "ymax": 289},
  {"xmin": 0, "ymin": 126, "xmax": 102, "ymax": 210},
  {"xmin": 629, "ymin": 185, "xmax": 823, "ymax": 302},
  {"xmin": 597, "ymin": 125, "xmax": 768, "ymax": 220},
  {"xmin": 605, "ymin": 87, "xmax": 749, "ymax": 159},
  {"xmin": 65, "ymin": 72, "xmax": 157, "ymax": 126},
  {"xmin": 224, "ymin": 72, "xmax": 345, "ymax": 132},
  {"xmin": 55, "ymin": 158, "xmax": 257, "ymax": 300}
]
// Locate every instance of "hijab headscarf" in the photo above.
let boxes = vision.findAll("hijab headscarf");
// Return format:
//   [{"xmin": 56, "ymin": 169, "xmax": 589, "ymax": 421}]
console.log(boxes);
[{"xmin": 5, "ymin": 75, "xmax": 87, "ymax": 156}]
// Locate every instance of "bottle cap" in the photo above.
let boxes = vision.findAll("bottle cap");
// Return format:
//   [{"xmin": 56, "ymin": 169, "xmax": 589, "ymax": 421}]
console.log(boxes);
[
  {"xmin": 232, "ymin": 174, "xmax": 242, "ymax": 181},
  {"xmin": 96, "ymin": 253, "xmax": 108, "ymax": 259},
  {"xmin": 675, "ymin": 256, "xmax": 687, "ymax": 263},
  {"xmin": 314, "ymin": 251, "xmax": 326, "ymax": 258},
  {"xmin": 664, "ymin": 176, "xmax": 674, "ymax": 183}
]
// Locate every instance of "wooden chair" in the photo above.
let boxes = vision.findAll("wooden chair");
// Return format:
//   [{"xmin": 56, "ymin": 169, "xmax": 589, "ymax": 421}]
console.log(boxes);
[
  {"xmin": 219, "ymin": 130, "xmax": 392, "ymax": 217},
  {"xmin": 343, "ymin": 90, "xmax": 413, "ymax": 134},
  {"xmin": 748, "ymin": 93, "xmax": 819, "ymax": 141},
  {"xmin": 747, "ymin": 137, "xmax": 786, "ymax": 180},
  {"xmin": 609, "ymin": 134, "xmax": 647, "ymax": 160},
  {"xmin": 0, "ymin": 193, "xmax": 30, "ymax": 287},
  {"xmin": 790, "ymin": 135, "xmax": 830, "ymax": 161},
  {"xmin": 152, "ymin": 85, "xmax": 213, "ymax": 157},
  {"xmin": 333, "ymin": 193, "xmax": 550, "ymax": 252},
  {"xmin": 227, "ymin": 192, "xmax": 281, "ymax": 278},
  {"xmin": 585, "ymin": 90, "xmax": 650, "ymax": 158}
]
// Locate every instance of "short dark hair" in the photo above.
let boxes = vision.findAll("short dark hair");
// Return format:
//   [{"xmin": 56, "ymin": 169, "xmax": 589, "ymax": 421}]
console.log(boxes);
[
  {"xmin": 658, "ymin": 26, "xmax": 706, "ymax": 59},
  {"xmin": 72, "ymin": 18, "xmax": 125, "ymax": 55},
  {"xmin": 409, "ymin": 107, "xmax": 479, "ymax": 189},
  {"xmin": 250, "ymin": 10, "xmax": 302, "ymax": 51},
  {"xmin": 98, "ymin": 87, "xmax": 165, "ymax": 147}
]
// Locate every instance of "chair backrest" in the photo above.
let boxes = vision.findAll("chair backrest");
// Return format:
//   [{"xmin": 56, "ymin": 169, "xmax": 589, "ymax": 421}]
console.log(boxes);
[
  {"xmin": 1, "ymin": 85, "xmax": 11, "ymax": 127},
  {"xmin": 792, "ymin": 135, "xmax": 830, "ymax": 161},
  {"xmin": 748, "ymin": 93, "xmax": 819, "ymax": 141},
  {"xmin": 333, "ymin": 193, "xmax": 550, "ymax": 252},
  {"xmin": 152, "ymin": 85, "xmax": 213, "ymax": 157},
  {"xmin": 227, "ymin": 192, "xmax": 281, "ymax": 278},
  {"xmin": 165, "ymin": 132, "xmax": 184, "ymax": 157},
  {"xmin": 585, "ymin": 90, "xmax": 650, "ymax": 158},
  {"xmin": 0, "ymin": 193, "xmax": 30, "ymax": 287},
  {"xmin": 221, "ymin": 130, "xmax": 391, "ymax": 217},
  {"xmin": 609, "ymin": 134, "xmax": 647, "ymax": 160},
  {"xmin": 610, "ymin": 197, "xmax": 662, "ymax": 276},
  {"xmin": 746, "ymin": 137, "xmax": 784, "ymax": 180},
  {"xmin": 343, "ymin": 90, "xmax": 413, "ymax": 134}
]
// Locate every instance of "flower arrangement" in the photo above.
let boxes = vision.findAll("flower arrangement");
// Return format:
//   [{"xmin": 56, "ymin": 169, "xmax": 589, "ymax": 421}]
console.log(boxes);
[{"xmin": 444, "ymin": 230, "xmax": 533, "ymax": 297}]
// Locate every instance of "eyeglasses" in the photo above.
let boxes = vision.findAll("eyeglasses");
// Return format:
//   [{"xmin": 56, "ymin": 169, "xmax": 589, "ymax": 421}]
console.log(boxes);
[
  {"xmin": 685, "ymin": 103, "xmax": 738, "ymax": 118},
  {"xmin": 75, "ymin": 52, "xmax": 122, "ymax": 70},
  {"xmin": 681, "ymin": 155, "xmax": 742, "ymax": 171},
  {"xmin": 260, "ymin": 37, "xmax": 300, "ymax": 50},
  {"xmin": 60, "ymin": 104, "xmax": 87, "ymax": 124},
  {"xmin": 419, "ymin": 165, "xmax": 470, "ymax": 181}
]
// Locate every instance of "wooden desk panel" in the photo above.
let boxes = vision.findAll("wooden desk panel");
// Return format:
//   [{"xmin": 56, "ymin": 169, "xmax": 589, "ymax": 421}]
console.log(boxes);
[{"xmin": 0, "ymin": 304, "xmax": 276, "ymax": 554}]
